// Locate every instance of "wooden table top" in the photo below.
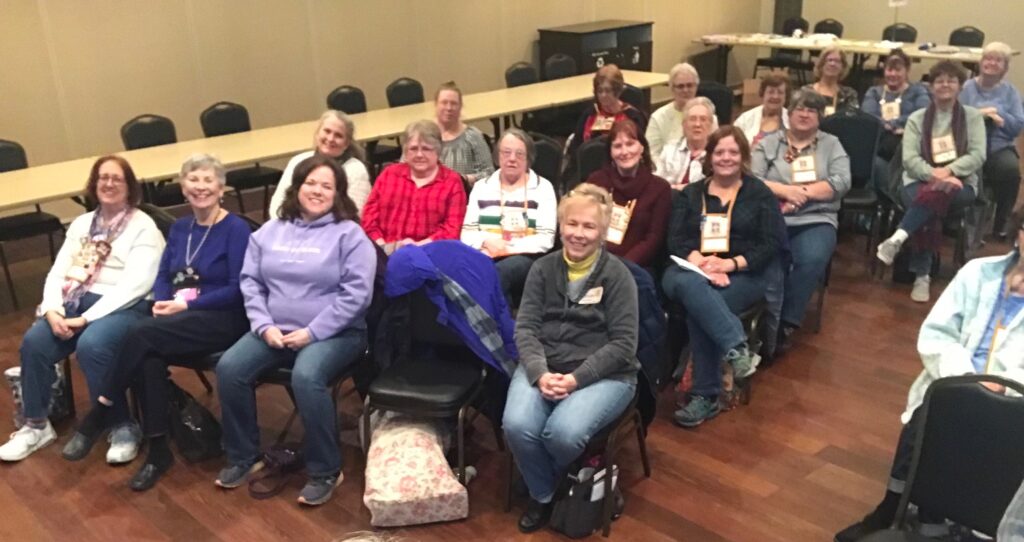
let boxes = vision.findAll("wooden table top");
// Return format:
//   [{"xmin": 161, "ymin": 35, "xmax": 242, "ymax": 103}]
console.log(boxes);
[
  {"xmin": 0, "ymin": 70, "xmax": 667, "ymax": 212},
  {"xmin": 698, "ymin": 33, "xmax": 1018, "ymax": 62}
]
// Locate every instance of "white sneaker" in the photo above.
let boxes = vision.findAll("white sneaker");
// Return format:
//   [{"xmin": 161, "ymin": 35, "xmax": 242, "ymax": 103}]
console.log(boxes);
[
  {"xmin": 106, "ymin": 424, "xmax": 141, "ymax": 464},
  {"xmin": 876, "ymin": 237, "xmax": 904, "ymax": 266},
  {"xmin": 0, "ymin": 422, "xmax": 57, "ymax": 461},
  {"xmin": 911, "ymin": 276, "xmax": 931, "ymax": 303}
]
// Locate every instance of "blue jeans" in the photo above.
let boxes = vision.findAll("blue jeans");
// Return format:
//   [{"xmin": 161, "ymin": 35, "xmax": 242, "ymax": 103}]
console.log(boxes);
[
  {"xmin": 762, "ymin": 258, "xmax": 785, "ymax": 355},
  {"xmin": 20, "ymin": 292, "xmax": 148, "ymax": 424},
  {"xmin": 502, "ymin": 366, "xmax": 635, "ymax": 503},
  {"xmin": 661, "ymin": 266, "xmax": 766, "ymax": 397},
  {"xmin": 899, "ymin": 182, "xmax": 976, "ymax": 276},
  {"xmin": 217, "ymin": 327, "xmax": 366, "ymax": 477},
  {"xmin": 494, "ymin": 254, "xmax": 536, "ymax": 304},
  {"xmin": 782, "ymin": 223, "xmax": 836, "ymax": 327}
]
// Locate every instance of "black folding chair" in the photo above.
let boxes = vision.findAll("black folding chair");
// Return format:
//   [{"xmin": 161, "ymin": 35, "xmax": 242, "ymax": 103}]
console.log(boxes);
[
  {"xmin": 121, "ymin": 114, "xmax": 184, "ymax": 207},
  {"xmin": 697, "ymin": 81, "xmax": 733, "ymax": 127}
]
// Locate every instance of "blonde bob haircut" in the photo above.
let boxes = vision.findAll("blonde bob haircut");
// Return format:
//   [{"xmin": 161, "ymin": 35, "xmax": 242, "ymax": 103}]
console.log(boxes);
[
  {"xmin": 557, "ymin": 182, "xmax": 613, "ymax": 234},
  {"xmin": 813, "ymin": 46, "xmax": 850, "ymax": 80}
]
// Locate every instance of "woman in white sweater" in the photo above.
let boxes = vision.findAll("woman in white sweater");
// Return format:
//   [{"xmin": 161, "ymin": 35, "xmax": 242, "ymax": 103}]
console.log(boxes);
[
  {"xmin": 268, "ymin": 110, "xmax": 372, "ymax": 217},
  {"xmin": 0, "ymin": 156, "xmax": 164, "ymax": 463}
]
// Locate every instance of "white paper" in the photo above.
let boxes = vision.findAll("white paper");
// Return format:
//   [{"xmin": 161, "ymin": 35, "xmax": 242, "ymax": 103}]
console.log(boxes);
[{"xmin": 670, "ymin": 255, "xmax": 712, "ymax": 282}]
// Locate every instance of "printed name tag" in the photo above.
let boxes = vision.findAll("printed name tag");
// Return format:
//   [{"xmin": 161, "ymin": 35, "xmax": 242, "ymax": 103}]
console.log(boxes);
[
  {"xmin": 700, "ymin": 214, "xmax": 731, "ymax": 253},
  {"xmin": 824, "ymin": 105, "xmax": 836, "ymax": 117},
  {"xmin": 792, "ymin": 155, "xmax": 817, "ymax": 184},
  {"xmin": 579, "ymin": 286, "xmax": 604, "ymax": 305},
  {"xmin": 932, "ymin": 134, "xmax": 957, "ymax": 164},
  {"xmin": 881, "ymin": 101, "xmax": 900, "ymax": 121},
  {"xmin": 606, "ymin": 202, "xmax": 634, "ymax": 245}
]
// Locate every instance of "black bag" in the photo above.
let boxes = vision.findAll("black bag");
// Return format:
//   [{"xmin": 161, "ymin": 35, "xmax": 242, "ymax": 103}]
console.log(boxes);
[
  {"xmin": 168, "ymin": 381, "xmax": 223, "ymax": 463},
  {"xmin": 549, "ymin": 465, "xmax": 622, "ymax": 539}
]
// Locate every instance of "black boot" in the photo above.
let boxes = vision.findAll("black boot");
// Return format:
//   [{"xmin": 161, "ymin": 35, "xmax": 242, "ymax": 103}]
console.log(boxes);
[
  {"xmin": 834, "ymin": 491, "xmax": 900, "ymax": 542},
  {"xmin": 129, "ymin": 435, "xmax": 174, "ymax": 492},
  {"xmin": 518, "ymin": 498, "xmax": 553, "ymax": 533}
]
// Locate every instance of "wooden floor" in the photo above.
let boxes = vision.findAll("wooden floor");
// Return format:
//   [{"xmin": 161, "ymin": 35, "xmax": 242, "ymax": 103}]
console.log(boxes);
[{"xmin": 0, "ymin": 222, "xmax": 1016, "ymax": 542}]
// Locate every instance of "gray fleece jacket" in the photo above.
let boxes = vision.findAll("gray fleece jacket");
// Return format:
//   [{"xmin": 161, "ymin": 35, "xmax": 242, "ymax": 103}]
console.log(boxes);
[{"xmin": 514, "ymin": 249, "xmax": 639, "ymax": 388}]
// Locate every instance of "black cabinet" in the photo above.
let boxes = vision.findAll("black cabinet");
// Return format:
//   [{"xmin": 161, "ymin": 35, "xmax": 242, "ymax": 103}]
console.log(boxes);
[{"xmin": 538, "ymin": 19, "xmax": 654, "ymax": 79}]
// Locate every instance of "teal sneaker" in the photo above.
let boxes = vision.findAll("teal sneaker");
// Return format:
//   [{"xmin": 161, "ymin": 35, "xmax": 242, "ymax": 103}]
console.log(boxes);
[
  {"xmin": 726, "ymin": 344, "xmax": 760, "ymax": 380},
  {"xmin": 673, "ymin": 395, "xmax": 720, "ymax": 428}
]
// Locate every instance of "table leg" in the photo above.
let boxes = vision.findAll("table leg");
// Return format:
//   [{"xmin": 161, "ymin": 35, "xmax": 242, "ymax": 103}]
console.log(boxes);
[{"xmin": 716, "ymin": 45, "xmax": 733, "ymax": 83}]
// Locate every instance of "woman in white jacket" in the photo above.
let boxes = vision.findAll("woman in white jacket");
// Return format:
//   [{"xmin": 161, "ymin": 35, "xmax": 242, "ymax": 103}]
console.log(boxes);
[
  {"xmin": 835, "ymin": 205, "xmax": 1024, "ymax": 542},
  {"xmin": 734, "ymin": 72, "xmax": 790, "ymax": 148},
  {"xmin": 0, "ymin": 156, "xmax": 164, "ymax": 464},
  {"xmin": 268, "ymin": 110, "xmax": 372, "ymax": 217}
]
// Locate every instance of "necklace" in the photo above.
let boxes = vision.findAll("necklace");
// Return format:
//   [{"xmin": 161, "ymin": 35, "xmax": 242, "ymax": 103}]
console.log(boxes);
[{"xmin": 185, "ymin": 209, "xmax": 221, "ymax": 271}]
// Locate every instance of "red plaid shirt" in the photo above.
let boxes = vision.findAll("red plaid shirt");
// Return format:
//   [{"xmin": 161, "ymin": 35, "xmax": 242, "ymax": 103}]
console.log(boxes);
[{"xmin": 362, "ymin": 163, "xmax": 467, "ymax": 243}]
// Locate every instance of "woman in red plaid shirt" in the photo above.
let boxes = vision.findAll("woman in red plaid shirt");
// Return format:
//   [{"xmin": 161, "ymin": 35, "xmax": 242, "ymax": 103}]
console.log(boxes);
[{"xmin": 362, "ymin": 120, "xmax": 467, "ymax": 254}]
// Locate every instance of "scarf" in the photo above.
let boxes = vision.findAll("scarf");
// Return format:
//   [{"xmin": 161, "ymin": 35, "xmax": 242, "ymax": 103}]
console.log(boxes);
[
  {"xmin": 911, "ymin": 101, "xmax": 969, "ymax": 252},
  {"xmin": 919, "ymin": 101, "xmax": 968, "ymax": 166},
  {"xmin": 564, "ymin": 248, "xmax": 598, "ymax": 283},
  {"xmin": 61, "ymin": 208, "xmax": 135, "ymax": 313}
]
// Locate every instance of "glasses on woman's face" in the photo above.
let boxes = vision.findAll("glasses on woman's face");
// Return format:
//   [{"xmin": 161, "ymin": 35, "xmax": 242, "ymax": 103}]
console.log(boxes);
[
  {"xmin": 98, "ymin": 174, "xmax": 125, "ymax": 185},
  {"xmin": 672, "ymin": 82, "xmax": 697, "ymax": 91},
  {"xmin": 499, "ymin": 149, "xmax": 527, "ymax": 159},
  {"xmin": 406, "ymin": 145, "xmax": 436, "ymax": 156}
]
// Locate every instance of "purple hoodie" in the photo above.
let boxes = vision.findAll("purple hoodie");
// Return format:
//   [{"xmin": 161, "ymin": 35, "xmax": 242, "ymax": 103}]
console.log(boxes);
[{"xmin": 241, "ymin": 214, "xmax": 376, "ymax": 341}]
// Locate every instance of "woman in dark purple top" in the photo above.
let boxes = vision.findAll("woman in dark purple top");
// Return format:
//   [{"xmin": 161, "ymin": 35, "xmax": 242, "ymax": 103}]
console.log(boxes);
[{"xmin": 61, "ymin": 154, "xmax": 251, "ymax": 491}]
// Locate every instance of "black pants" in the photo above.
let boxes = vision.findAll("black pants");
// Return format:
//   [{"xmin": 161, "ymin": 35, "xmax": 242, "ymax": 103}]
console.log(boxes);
[
  {"xmin": 985, "ymin": 146, "xmax": 1022, "ymax": 234},
  {"xmin": 100, "ymin": 308, "xmax": 250, "ymax": 437},
  {"xmin": 888, "ymin": 408, "xmax": 923, "ymax": 486}
]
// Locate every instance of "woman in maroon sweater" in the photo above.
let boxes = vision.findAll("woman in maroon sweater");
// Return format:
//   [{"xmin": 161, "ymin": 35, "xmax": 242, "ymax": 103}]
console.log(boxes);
[{"xmin": 585, "ymin": 119, "xmax": 672, "ymax": 267}]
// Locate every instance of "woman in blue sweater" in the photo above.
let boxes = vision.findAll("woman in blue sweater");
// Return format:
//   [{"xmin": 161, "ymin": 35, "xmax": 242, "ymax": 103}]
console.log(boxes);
[
  {"xmin": 959, "ymin": 41, "xmax": 1024, "ymax": 239},
  {"xmin": 216, "ymin": 154, "xmax": 376, "ymax": 506},
  {"xmin": 60, "ymin": 154, "xmax": 252, "ymax": 490}
]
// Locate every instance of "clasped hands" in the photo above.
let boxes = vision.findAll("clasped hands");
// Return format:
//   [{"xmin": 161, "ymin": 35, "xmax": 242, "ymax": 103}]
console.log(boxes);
[
  {"xmin": 688, "ymin": 253, "xmax": 733, "ymax": 287},
  {"xmin": 926, "ymin": 167, "xmax": 964, "ymax": 194},
  {"xmin": 262, "ymin": 326, "xmax": 312, "ymax": 351},
  {"xmin": 538, "ymin": 372, "xmax": 579, "ymax": 401},
  {"xmin": 45, "ymin": 311, "xmax": 86, "ymax": 340}
]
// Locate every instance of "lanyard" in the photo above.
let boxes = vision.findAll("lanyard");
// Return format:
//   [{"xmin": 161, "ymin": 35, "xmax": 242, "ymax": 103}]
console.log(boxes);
[
  {"xmin": 982, "ymin": 277, "xmax": 1020, "ymax": 372},
  {"xmin": 701, "ymin": 182, "xmax": 739, "ymax": 221},
  {"xmin": 498, "ymin": 178, "xmax": 529, "ymax": 217}
]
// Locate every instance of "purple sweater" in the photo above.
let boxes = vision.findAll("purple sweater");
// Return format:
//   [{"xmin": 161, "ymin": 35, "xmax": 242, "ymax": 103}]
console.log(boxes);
[{"xmin": 241, "ymin": 214, "xmax": 376, "ymax": 341}]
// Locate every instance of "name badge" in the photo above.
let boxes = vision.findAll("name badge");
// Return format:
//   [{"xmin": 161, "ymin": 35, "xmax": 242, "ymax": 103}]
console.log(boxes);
[
  {"xmin": 824, "ymin": 105, "xmax": 836, "ymax": 117},
  {"xmin": 701, "ymin": 214, "xmax": 731, "ymax": 253},
  {"xmin": 881, "ymin": 101, "xmax": 900, "ymax": 121},
  {"xmin": 591, "ymin": 115, "xmax": 615, "ymax": 131},
  {"xmin": 606, "ymin": 201, "xmax": 635, "ymax": 245},
  {"xmin": 579, "ymin": 286, "xmax": 604, "ymax": 305},
  {"xmin": 791, "ymin": 155, "xmax": 817, "ymax": 184},
  {"xmin": 932, "ymin": 134, "xmax": 957, "ymax": 164},
  {"xmin": 500, "ymin": 209, "xmax": 529, "ymax": 241},
  {"xmin": 172, "ymin": 269, "xmax": 201, "ymax": 304}
]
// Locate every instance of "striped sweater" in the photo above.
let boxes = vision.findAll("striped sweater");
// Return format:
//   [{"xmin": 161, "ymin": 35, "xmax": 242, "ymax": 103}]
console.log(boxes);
[{"xmin": 460, "ymin": 169, "xmax": 557, "ymax": 255}]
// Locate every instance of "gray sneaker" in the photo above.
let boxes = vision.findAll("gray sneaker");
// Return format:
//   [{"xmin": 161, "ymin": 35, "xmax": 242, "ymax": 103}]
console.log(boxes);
[
  {"xmin": 215, "ymin": 461, "xmax": 263, "ymax": 489},
  {"xmin": 725, "ymin": 344, "xmax": 760, "ymax": 380},
  {"xmin": 876, "ymin": 236, "xmax": 903, "ymax": 266},
  {"xmin": 673, "ymin": 395, "xmax": 721, "ymax": 428},
  {"xmin": 106, "ymin": 423, "xmax": 142, "ymax": 464},
  {"xmin": 297, "ymin": 473, "xmax": 343, "ymax": 506}
]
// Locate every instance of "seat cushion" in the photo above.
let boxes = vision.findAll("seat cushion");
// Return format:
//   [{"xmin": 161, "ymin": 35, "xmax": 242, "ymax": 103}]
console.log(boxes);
[
  {"xmin": 368, "ymin": 355, "xmax": 484, "ymax": 414},
  {"xmin": 843, "ymin": 188, "xmax": 878, "ymax": 209},
  {"xmin": 0, "ymin": 212, "xmax": 63, "ymax": 242}
]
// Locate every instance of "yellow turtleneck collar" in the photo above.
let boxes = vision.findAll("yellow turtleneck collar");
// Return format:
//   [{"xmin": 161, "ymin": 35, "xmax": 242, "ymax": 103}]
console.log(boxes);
[{"xmin": 564, "ymin": 248, "xmax": 599, "ymax": 283}]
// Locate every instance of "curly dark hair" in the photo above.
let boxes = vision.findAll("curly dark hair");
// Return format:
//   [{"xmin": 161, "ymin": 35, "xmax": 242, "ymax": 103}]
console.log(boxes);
[{"xmin": 85, "ymin": 155, "xmax": 143, "ymax": 208}]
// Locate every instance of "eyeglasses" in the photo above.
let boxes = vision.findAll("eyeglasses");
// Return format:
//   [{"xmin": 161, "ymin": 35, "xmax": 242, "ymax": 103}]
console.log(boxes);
[
  {"xmin": 672, "ymin": 83, "xmax": 697, "ymax": 91},
  {"xmin": 98, "ymin": 174, "xmax": 125, "ymax": 185},
  {"xmin": 499, "ymin": 149, "xmax": 527, "ymax": 159},
  {"xmin": 406, "ymin": 145, "xmax": 437, "ymax": 155}
]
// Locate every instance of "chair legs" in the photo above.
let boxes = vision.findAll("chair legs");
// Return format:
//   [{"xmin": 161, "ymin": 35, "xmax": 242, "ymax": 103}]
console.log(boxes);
[
  {"xmin": 456, "ymin": 405, "xmax": 468, "ymax": 485},
  {"xmin": 233, "ymin": 187, "xmax": 247, "ymax": 215},
  {"xmin": 0, "ymin": 242, "xmax": 18, "ymax": 310}
]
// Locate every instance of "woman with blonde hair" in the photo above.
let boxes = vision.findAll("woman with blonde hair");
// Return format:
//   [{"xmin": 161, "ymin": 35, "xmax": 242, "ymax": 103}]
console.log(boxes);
[{"xmin": 802, "ymin": 46, "xmax": 858, "ymax": 117}]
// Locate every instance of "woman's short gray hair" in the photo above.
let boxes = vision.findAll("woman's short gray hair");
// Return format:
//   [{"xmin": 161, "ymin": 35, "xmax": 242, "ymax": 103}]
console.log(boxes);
[
  {"xmin": 789, "ymin": 88, "xmax": 827, "ymax": 118},
  {"xmin": 178, "ymin": 153, "xmax": 226, "ymax": 187},
  {"xmin": 497, "ymin": 128, "xmax": 535, "ymax": 167},
  {"xmin": 682, "ymin": 96, "xmax": 718, "ymax": 126},
  {"xmin": 983, "ymin": 41, "xmax": 1013, "ymax": 63},
  {"xmin": 669, "ymin": 62, "xmax": 700, "ymax": 84},
  {"xmin": 403, "ymin": 120, "xmax": 442, "ymax": 151},
  {"xmin": 317, "ymin": 110, "xmax": 366, "ymax": 162}
]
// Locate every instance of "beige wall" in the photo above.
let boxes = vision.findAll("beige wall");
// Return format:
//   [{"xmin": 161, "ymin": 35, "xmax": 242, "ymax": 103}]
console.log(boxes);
[
  {"xmin": 802, "ymin": 0, "xmax": 1023, "ymax": 89},
  {"xmin": 1, "ymin": 0, "xmax": 763, "ymax": 169}
]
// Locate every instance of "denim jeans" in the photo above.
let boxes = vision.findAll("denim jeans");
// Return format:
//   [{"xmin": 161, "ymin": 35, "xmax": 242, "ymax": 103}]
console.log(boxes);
[
  {"xmin": 985, "ymin": 146, "xmax": 1021, "ymax": 234},
  {"xmin": 502, "ymin": 366, "xmax": 635, "ymax": 503},
  {"xmin": 899, "ymin": 182, "xmax": 976, "ymax": 276},
  {"xmin": 661, "ymin": 266, "xmax": 766, "ymax": 397},
  {"xmin": 20, "ymin": 292, "xmax": 148, "ymax": 425},
  {"xmin": 495, "ymin": 254, "xmax": 537, "ymax": 306},
  {"xmin": 782, "ymin": 223, "xmax": 837, "ymax": 328},
  {"xmin": 217, "ymin": 327, "xmax": 367, "ymax": 477},
  {"xmin": 762, "ymin": 258, "xmax": 785, "ymax": 355}
]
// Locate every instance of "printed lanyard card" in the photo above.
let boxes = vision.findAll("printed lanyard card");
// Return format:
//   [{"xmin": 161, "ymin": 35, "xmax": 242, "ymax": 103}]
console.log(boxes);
[
  {"xmin": 881, "ymin": 100, "xmax": 900, "ymax": 121},
  {"xmin": 824, "ymin": 105, "xmax": 836, "ymax": 117},
  {"xmin": 500, "ymin": 208, "xmax": 529, "ymax": 241},
  {"xmin": 591, "ymin": 115, "xmax": 615, "ymax": 131},
  {"xmin": 607, "ymin": 202, "xmax": 633, "ymax": 245},
  {"xmin": 172, "ymin": 269, "xmax": 201, "ymax": 303},
  {"xmin": 701, "ymin": 214, "xmax": 731, "ymax": 253},
  {"xmin": 792, "ymin": 155, "xmax": 817, "ymax": 184},
  {"xmin": 932, "ymin": 134, "xmax": 957, "ymax": 164}
]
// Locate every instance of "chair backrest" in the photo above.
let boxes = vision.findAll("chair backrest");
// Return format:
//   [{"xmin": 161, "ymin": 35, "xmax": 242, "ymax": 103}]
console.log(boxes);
[
  {"xmin": 327, "ymin": 85, "xmax": 368, "ymax": 114},
  {"xmin": 121, "ymin": 114, "xmax": 177, "ymax": 150},
  {"xmin": 137, "ymin": 203, "xmax": 178, "ymax": 239},
  {"xmin": 780, "ymin": 16, "xmax": 809, "ymax": 36},
  {"xmin": 902, "ymin": 375, "xmax": 1024, "ymax": 536},
  {"xmin": 697, "ymin": 81, "xmax": 733, "ymax": 127},
  {"xmin": 200, "ymin": 101, "xmax": 251, "ymax": 138},
  {"xmin": 505, "ymin": 62, "xmax": 539, "ymax": 88},
  {"xmin": 0, "ymin": 139, "xmax": 28, "ymax": 173},
  {"xmin": 530, "ymin": 132, "xmax": 563, "ymax": 193},
  {"xmin": 813, "ymin": 18, "xmax": 844, "ymax": 37},
  {"xmin": 386, "ymin": 77, "xmax": 425, "ymax": 108},
  {"xmin": 820, "ymin": 110, "xmax": 882, "ymax": 189},
  {"xmin": 544, "ymin": 53, "xmax": 577, "ymax": 81},
  {"xmin": 882, "ymin": 23, "xmax": 918, "ymax": 43},
  {"xmin": 409, "ymin": 288, "xmax": 464, "ymax": 346},
  {"xmin": 577, "ymin": 136, "xmax": 610, "ymax": 183},
  {"xmin": 620, "ymin": 84, "xmax": 647, "ymax": 114},
  {"xmin": 949, "ymin": 25, "xmax": 985, "ymax": 48}
]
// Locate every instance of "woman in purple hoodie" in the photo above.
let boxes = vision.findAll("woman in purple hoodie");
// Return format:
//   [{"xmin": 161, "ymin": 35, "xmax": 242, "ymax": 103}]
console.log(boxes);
[{"xmin": 215, "ymin": 154, "xmax": 376, "ymax": 506}]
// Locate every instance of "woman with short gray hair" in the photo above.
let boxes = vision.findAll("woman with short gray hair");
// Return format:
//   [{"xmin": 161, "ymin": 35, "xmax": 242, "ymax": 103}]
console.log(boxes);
[
  {"xmin": 647, "ymin": 62, "xmax": 704, "ymax": 158},
  {"xmin": 657, "ymin": 96, "xmax": 717, "ymax": 187},
  {"xmin": 58, "ymin": 152, "xmax": 253, "ymax": 491}
]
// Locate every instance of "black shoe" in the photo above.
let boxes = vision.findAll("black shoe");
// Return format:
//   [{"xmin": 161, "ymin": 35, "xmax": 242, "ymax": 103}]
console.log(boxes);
[
  {"xmin": 834, "ymin": 506, "xmax": 894, "ymax": 542},
  {"xmin": 129, "ymin": 457, "xmax": 174, "ymax": 492},
  {"xmin": 61, "ymin": 431, "xmax": 101, "ymax": 461},
  {"xmin": 518, "ymin": 498, "xmax": 553, "ymax": 533},
  {"xmin": 775, "ymin": 325, "xmax": 796, "ymax": 357}
]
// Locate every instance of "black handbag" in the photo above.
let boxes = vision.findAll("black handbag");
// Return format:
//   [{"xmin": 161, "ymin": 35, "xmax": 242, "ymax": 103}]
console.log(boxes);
[
  {"xmin": 168, "ymin": 381, "xmax": 223, "ymax": 463},
  {"xmin": 549, "ymin": 465, "xmax": 622, "ymax": 539}
]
